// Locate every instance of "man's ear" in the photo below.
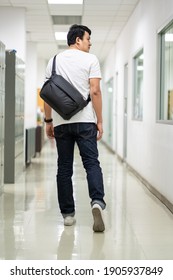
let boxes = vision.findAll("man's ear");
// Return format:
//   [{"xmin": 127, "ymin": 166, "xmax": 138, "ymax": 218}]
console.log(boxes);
[{"xmin": 76, "ymin": 37, "xmax": 81, "ymax": 44}]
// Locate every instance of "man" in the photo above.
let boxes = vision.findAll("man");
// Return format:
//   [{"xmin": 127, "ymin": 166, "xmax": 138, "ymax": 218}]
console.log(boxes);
[{"xmin": 44, "ymin": 24, "xmax": 106, "ymax": 232}]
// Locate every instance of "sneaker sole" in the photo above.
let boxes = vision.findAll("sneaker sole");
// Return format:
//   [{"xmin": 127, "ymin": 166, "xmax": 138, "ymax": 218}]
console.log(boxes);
[
  {"xmin": 92, "ymin": 207, "xmax": 105, "ymax": 232},
  {"xmin": 64, "ymin": 218, "xmax": 76, "ymax": 226}
]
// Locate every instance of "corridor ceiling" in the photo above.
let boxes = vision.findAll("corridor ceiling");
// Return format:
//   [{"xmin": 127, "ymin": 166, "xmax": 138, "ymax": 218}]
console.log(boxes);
[{"xmin": 1, "ymin": 0, "xmax": 139, "ymax": 62}]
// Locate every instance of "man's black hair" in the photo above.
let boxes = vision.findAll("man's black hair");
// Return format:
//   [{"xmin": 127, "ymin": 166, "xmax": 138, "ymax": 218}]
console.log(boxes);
[{"xmin": 67, "ymin": 24, "xmax": 91, "ymax": 46}]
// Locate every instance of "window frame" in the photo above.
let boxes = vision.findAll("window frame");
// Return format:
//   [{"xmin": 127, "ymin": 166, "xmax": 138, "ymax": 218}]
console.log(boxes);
[
  {"xmin": 157, "ymin": 19, "xmax": 173, "ymax": 124},
  {"xmin": 132, "ymin": 48, "xmax": 144, "ymax": 121}
]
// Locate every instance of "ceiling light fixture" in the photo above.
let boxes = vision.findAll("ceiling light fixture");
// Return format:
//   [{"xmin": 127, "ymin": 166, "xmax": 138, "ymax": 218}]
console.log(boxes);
[
  {"xmin": 55, "ymin": 32, "xmax": 67, "ymax": 41},
  {"xmin": 48, "ymin": 0, "xmax": 83, "ymax": 4}
]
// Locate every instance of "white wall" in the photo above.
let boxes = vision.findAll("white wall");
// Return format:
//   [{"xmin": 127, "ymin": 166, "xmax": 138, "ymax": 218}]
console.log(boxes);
[
  {"xmin": 102, "ymin": 0, "xmax": 173, "ymax": 204},
  {"xmin": 25, "ymin": 42, "xmax": 37, "ymax": 128},
  {"xmin": 102, "ymin": 46, "xmax": 116, "ymax": 150},
  {"xmin": 0, "ymin": 7, "xmax": 44, "ymax": 129},
  {"xmin": 37, "ymin": 58, "xmax": 48, "ymax": 89},
  {"xmin": 0, "ymin": 7, "xmax": 26, "ymax": 61}
]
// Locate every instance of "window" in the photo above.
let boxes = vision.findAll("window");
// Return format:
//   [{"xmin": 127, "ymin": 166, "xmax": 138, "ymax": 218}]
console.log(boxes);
[
  {"xmin": 133, "ymin": 49, "xmax": 144, "ymax": 120},
  {"xmin": 159, "ymin": 21, "xmax": 173, "ymax": 121},
  {"xmin": 106, "ymin": 78, "xmax": 113, "ymax": 147}
]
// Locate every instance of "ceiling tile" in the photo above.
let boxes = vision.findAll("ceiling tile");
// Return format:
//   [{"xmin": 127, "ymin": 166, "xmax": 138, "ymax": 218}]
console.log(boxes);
[
  {"xmin": 52, "ymin": 15, "xmax": 81, "ymax": 25},
  {"xmin": 49, "ymin": 4, "xmax": 83, "ymax": 15},
  {"xmin": 0, "ymin": 0, "xmax": 140, "ymax": 62}
]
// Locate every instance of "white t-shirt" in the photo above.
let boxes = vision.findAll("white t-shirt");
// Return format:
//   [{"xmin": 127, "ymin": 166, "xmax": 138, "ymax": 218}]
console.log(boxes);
[{"xmin": 45, "ymin": 49, "xmax": 102, "ymax": 127}]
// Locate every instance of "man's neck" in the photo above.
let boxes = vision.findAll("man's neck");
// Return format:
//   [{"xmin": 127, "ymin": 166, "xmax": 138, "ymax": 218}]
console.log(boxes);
[{"xmin": 69, "ymin": 44, "xmax": 80, "ymax": 51}]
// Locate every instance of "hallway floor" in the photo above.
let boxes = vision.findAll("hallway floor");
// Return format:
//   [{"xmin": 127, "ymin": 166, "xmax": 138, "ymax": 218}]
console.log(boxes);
[{"xmin": 0, "ymin": 140, "xmax": 173, "ymax": 260}]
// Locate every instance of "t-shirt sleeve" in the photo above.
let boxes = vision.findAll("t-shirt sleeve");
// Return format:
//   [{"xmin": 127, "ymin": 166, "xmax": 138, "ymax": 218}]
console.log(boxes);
[
  {"xmin": 45, "ymin": 57, "xmax": 53, "ymax": 81},
  {"xmin": 89, "ymin": 55, "xmax": 102, "ymax": 79}
]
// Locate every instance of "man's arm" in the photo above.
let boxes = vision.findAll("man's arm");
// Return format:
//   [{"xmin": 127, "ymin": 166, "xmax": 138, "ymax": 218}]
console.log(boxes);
[
  {"xmin": 89, "ymin": 78, "xmax": 103, "ymax": 141},
  {"xmin": 44, "ymin": 102, "xmax": 54, "ymax": 139}
]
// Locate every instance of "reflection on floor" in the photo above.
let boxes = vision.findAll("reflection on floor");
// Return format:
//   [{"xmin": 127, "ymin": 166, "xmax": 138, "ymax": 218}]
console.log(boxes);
[{"xmin": 0, "ymin": 140, "xmax": 173, "ymax": 260}]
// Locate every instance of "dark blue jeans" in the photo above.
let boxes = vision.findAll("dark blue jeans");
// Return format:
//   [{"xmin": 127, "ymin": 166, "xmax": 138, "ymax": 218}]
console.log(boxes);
[{"xmin": 54, "ymin": 123, "xmax": 106, "ymax": 217}]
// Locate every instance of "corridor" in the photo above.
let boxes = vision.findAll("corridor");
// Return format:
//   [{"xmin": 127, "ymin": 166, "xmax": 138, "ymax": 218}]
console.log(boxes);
[{"xmin": 0, "ymin": 140, "xmax": 173, "ymax": 260}]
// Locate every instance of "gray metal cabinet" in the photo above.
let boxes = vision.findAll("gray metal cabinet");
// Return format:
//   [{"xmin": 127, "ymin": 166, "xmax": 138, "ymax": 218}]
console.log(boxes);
[
  {"xmin": 0, "ymin": 41, "xmax": 5, "ymax": 193},
  {"xmin": 4, "ymin": 51, "xmax": 25, "ymax": 183}
]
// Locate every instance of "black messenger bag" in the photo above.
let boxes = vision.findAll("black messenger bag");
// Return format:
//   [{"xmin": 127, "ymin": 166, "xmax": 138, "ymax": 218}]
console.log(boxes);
[{"xmin": 40, "ymin": 55, "xmax": 91, "ymax": 120}]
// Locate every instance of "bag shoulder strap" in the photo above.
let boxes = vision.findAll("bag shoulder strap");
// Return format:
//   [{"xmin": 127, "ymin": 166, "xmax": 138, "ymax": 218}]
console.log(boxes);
[
  {"xmin": 52, "ymin": 55, "xmax": 57, "ymax": 76},
  {"xmin": 51, "ymin": 54, "xmax": 91, "ymax": 103}
]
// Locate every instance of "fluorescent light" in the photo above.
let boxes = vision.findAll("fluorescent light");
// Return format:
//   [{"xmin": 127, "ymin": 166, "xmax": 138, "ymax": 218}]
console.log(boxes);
[
  {"xmin": 55, "ymin": 32, "xmax": 67, "ymax": 40},
  {"xmin": 165, "ymin": 33, "xmax": 173, "ymax": 42},
  {"xmin": 48, "ymin": 0, "xmax": 83, "ymax": 4}
]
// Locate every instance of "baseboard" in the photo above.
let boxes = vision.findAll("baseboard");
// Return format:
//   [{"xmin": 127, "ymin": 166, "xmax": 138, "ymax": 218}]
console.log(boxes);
[
  {"xmin": 101, "ymin": 141, "xmax": 173, "ymax": 214},
  {"xmin": 126, "ymin": 163, "xmax": 173, "ymax": 214},
  {"xmin": 101, "ymin": 140, "xmax": 115, "ymax": 154}
]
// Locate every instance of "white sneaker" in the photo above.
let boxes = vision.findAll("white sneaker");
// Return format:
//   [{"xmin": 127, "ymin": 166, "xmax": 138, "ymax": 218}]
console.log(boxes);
[
  {"xmin": 64, "ymin": 216, "xmax": 76, "ymax": 226},
  {"xmin": 92, "ymin": 204, "xmax": 105, "ymax": 232}
]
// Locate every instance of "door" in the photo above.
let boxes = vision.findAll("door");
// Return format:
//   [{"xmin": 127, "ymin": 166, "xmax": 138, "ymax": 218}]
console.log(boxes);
[
  {"xmin": 107, "ymin": 78, "xmax": 113, "ymax": 148},
  {"xmin": 114, "ymin": 72, "xmax": 118, "ymax": 152},
  {"xmin": 123, "ymin": 64, "xmax": 128, "ymax": 160}
]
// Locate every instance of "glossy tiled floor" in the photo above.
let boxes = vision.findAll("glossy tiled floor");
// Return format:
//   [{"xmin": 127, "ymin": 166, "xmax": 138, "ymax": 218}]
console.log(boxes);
[{"xmin": 1, "ymin": 140, "xmax": 173, "ymax": 260}]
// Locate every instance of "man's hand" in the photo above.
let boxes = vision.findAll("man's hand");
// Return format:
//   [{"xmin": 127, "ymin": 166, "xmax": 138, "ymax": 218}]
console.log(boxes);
[
  {"xmin": 97, "ymin": 122, "xmax": 103, "ymax": 141},
  {"xmin": 45, "ymin": 123, "xmax": 54, "ymax": 139}
]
